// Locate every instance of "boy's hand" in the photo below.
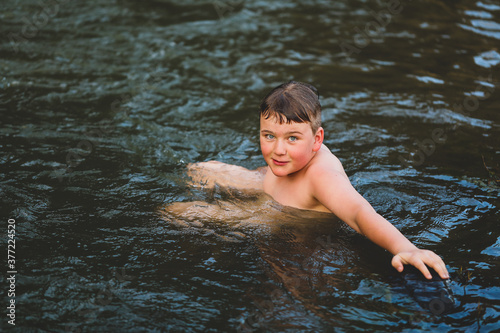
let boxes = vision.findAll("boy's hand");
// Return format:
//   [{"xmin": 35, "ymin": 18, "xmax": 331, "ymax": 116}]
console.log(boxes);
[{"xmin": 392, "ymin": 249, "xmax": 449, "ymax": 280}]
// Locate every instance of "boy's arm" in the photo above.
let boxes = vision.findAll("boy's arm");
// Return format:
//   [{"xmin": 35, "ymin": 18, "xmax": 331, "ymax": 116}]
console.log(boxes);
[
  {"xmin": 311, "ymin": 167, "xmax": 449, "ymax": 280},
  {"xmin": 187, "ymin": 161, "xmax": 264, "ymax": 191}
]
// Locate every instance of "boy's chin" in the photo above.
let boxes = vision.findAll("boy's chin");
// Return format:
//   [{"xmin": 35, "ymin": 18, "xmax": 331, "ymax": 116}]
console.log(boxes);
[{"xmin": 269, "ymin": 166, "xmax": 292, "ymax": 177}]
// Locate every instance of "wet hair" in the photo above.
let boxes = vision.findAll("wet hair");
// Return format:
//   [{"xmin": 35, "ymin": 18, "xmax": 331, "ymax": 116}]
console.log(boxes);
[{"xmin": 259, "ymin": 80, "xmax": 321, "ymax": 133}]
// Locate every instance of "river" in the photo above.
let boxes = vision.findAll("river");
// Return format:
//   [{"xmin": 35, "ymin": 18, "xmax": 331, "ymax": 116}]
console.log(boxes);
[{"xmin": 1, "ymin": 0, "xmax": 499, "ymax": 332}]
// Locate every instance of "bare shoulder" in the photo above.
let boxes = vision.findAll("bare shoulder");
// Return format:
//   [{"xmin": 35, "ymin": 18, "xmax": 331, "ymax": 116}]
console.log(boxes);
[{"xmin": 308, "ymin": 144, "xmax": 348, "ymax": 179}]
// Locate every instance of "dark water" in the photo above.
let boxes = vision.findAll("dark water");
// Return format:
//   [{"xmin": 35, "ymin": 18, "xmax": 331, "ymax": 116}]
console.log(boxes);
[{"xmin": 1, "ymin": 0, "xmax": 499, "ymax": 332}]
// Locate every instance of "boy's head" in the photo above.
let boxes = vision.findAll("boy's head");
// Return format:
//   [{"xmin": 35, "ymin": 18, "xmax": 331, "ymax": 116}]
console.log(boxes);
[{"xmin": 259, "ymin": 81, "xmax": 321, "ymax": 134}]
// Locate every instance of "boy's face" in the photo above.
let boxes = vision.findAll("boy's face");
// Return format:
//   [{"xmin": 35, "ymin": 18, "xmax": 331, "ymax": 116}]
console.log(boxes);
[{"xmin": 260, "ymin": 115, "xmax": 323, "ymax": 177}]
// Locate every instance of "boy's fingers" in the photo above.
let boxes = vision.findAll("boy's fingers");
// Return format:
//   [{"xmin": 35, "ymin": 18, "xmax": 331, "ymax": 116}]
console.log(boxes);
[
  {"xmin": 393, "ymin": 251, "xmax": 450, "ymax": 280},
  {"xmin": 399, "ymin": 252, "xmax": 432, "ymax": 279},
  {"xmin": 414, "ymin": 260, "xmax": 433, "ymax": 280},
  {"xmin": 423, "ymin": 253, "xmax": 449, "ymax": 279},
  {"xmin": 391, "ymin": 255, "xmax": 404, "ymax": 272}
]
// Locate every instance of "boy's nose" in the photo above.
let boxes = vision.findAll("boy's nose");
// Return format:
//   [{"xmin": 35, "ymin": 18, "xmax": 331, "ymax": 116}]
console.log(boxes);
[{"xmin": 274, "ymin": 140, "xmax": 286, "ymax": 155}]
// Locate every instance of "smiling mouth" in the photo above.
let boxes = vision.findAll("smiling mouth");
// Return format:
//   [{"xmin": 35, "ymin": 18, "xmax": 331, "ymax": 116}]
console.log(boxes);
[{"xmin": 272, "ymin": 159, "xmax": 288, "ymax": 166}]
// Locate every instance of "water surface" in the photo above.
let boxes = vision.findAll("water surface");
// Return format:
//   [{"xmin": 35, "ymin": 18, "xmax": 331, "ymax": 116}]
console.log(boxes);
[{"xmin": 1, "ymin": 0, "xmax": 499, "ymax": 332}]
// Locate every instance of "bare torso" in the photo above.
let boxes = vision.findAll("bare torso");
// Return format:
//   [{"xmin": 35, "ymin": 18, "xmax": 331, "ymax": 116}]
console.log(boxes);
[{"xmin": 263, "ymin": 144, "xmax": 348, "ymax": 213}]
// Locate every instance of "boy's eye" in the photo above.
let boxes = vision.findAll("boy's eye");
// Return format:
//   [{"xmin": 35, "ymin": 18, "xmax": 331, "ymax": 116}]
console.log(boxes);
[
  {"xmin": 265, "ymin": 134, "xmax": 275, "ymax": 140},
  {"xmin": 289, "ymin": 136, "xmax": 297, "ymax": 142}
]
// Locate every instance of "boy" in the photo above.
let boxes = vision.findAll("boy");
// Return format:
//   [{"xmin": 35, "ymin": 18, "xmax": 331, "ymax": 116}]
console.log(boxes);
[
  {"xmin": 179, "ymin": 80, "xmax": 449, "ymax": 280},
  {"xmin": 257, "ymin": 80, "xmax": 448, "ymax": 280}
]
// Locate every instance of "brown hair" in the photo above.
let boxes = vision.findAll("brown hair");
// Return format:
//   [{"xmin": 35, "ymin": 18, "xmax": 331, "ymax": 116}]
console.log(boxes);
[{"xmin": 259, "ymin": 81, "xmax": 321, "ymax": 133}]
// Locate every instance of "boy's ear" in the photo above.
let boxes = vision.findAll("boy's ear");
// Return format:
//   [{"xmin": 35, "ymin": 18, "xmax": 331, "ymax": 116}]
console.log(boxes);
[{"xmin": 313, "ymin": 127, "xmax": 324, "ymax": 152}]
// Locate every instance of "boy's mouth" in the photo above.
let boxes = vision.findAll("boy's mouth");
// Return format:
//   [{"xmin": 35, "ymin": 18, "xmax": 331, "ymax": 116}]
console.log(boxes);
[{"xmin": 272, "ymin": 159, "xmax": 288, "ymax": 166}]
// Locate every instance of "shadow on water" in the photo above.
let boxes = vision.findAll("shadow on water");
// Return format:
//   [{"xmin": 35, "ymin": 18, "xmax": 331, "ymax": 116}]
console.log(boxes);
[{"xmin": 1, "ymin": 0, "xmax": 499, "ymax": 332}]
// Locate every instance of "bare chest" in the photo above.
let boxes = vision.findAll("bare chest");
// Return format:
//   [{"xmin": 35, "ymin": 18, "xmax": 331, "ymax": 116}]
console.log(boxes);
[{"xmin": 263, "ymin": 171, "xmax": 327, "ymax": 212}]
